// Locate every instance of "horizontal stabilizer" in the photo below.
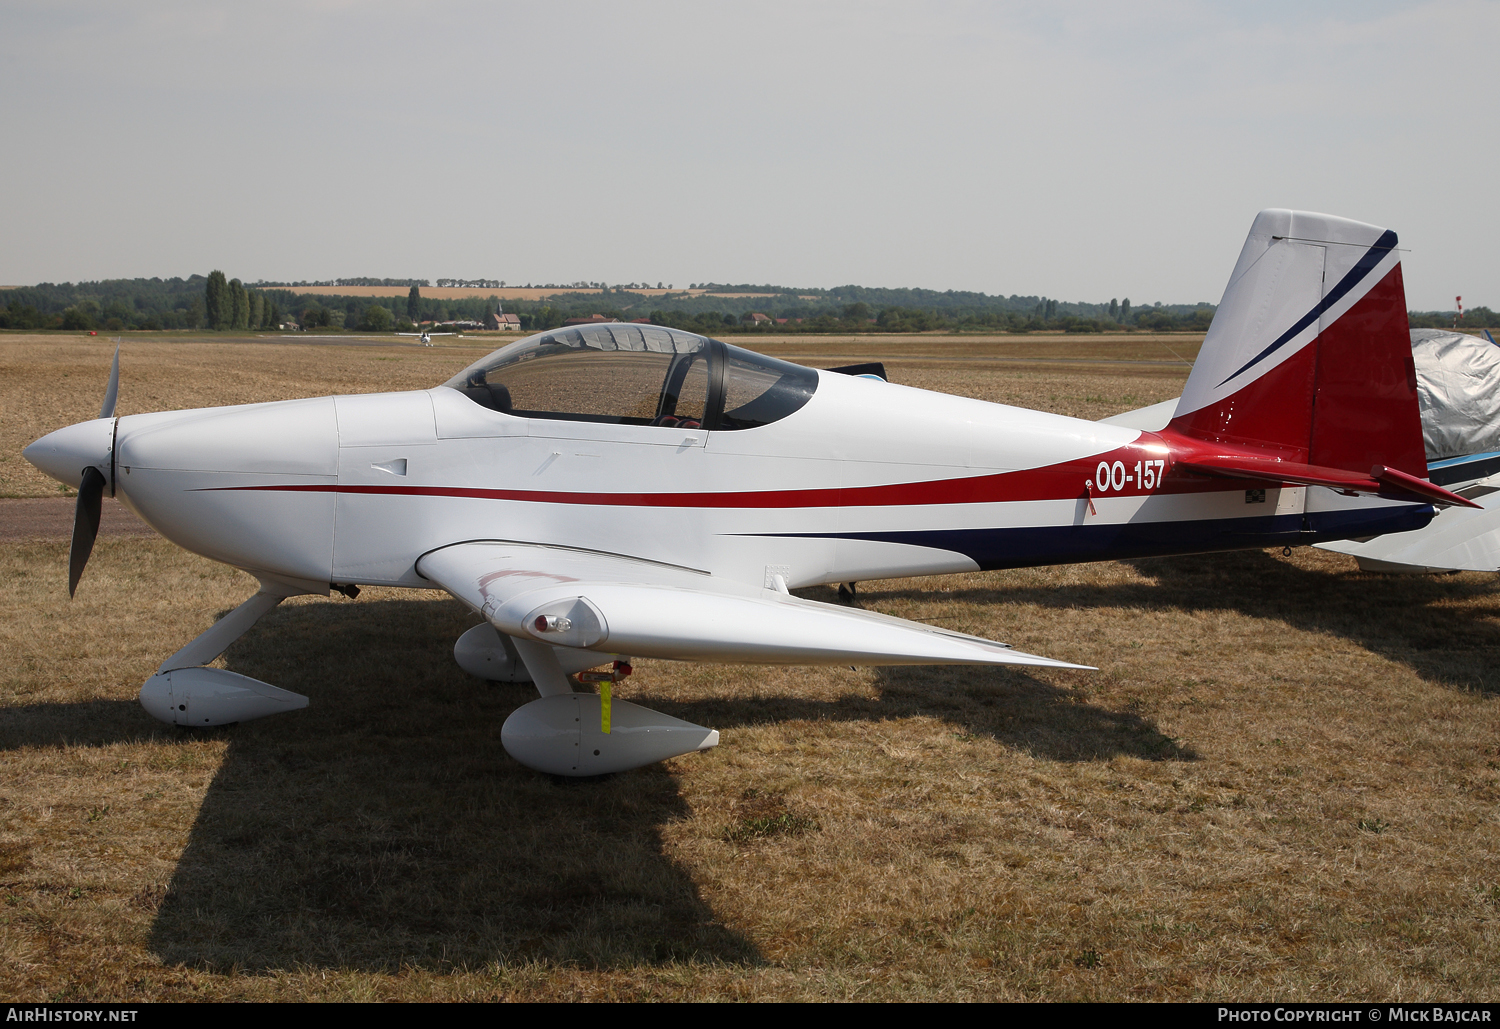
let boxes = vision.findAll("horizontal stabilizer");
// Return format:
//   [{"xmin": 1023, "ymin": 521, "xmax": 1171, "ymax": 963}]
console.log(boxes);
[
  {"xmin": 418, "ymin": 542, "xmax": 1090, "ymax": 670},
  {"xmin": 1178, "ymin": 456, "xmax": 1479, "ymax": 509}
]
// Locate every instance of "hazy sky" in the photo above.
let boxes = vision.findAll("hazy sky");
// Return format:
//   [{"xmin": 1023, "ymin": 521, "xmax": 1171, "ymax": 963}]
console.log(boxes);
[{"xmin": 2, "ymin": 1, "xmax": 1495, "ymax": 309}]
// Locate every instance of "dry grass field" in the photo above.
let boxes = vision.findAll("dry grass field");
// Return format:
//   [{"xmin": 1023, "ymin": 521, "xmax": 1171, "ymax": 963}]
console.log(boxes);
[{"xmin": 2, "ymin": 331, "xmax": 1497, "ymax": 1001}]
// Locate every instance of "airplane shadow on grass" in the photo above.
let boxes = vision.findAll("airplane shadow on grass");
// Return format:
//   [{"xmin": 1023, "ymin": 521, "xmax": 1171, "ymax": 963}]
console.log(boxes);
[
  {"xmin": 866, "ymin": 548, "xmax": 1500, "ymax": 696},
  {"xmin": 1, "ymin": 587, "xmax": 1195, "ymax": 974},
  {"xmin": 1137, "ymin": 549, "xmax": 1500, "ymax": 694},
  {"xmin": 134, "ymin": 598, "xmax": 752, "ymax": 975},
  {"xmin": 137, "ymin": 587, "xmax": 1188, "ymax": 974}
]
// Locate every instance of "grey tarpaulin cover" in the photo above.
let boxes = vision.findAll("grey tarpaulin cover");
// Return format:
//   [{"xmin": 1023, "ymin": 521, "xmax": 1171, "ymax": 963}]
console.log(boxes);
[{"xmin": 1412, "ymin": 328, "xmax": 1500, "ymax": 460}]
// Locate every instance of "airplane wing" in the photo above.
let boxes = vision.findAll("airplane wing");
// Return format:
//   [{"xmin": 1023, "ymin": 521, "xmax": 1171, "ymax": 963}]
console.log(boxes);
[
  {"xmin": 1316, "ymin": 490, "xmax": 1500, "ymax": 572},
  {"xmin": 416, "ymin": 541, "xmax": 1091, "ymax": 672}
]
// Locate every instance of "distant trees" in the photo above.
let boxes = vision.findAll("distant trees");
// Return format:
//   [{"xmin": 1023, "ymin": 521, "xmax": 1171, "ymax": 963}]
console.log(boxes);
[
  {"xmin": 0, "ymin": 299, "xmax": 45, "ymax": 329},
  {"xmin": 205, "ymin": 271, "xmax": 229, "ymax": 329},
  {"xmin": 1409, "ymin": 307, "xmax": 1499, "ymax": 329},
  {"xmin": 360, "ymin": 305, "xmax": 393, "ymax": 331},
  {"xmin": 229, "ymin": 279, "xmax": 249, "ymax": 329},
  {"xmin": 1134, "ymin": 308, "xmax": 1177, "ymax": 331},
  {"xmin": 60, "ymin": 306, "xmax": 96, "ymax": 330},
  {"xmin": 203, "ymin": 272, "xmax": 282, "ymax": 330},
  {"xmin": 407, "ymin": 285, "xmax": 420, "ymax": 321}
]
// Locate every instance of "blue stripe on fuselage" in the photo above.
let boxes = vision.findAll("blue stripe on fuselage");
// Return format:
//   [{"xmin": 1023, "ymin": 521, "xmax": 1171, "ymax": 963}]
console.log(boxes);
[{"xmin": 745, "ymin": 503, "xmax": 1432, "ymax": 571}]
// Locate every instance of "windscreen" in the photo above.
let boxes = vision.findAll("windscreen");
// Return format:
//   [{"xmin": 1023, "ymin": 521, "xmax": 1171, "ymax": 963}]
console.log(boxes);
[
  {"xmin": 443, "ymin": 324, "xmax": 711, "ymax": 426},
  {"xmin": 718, "ymin": 345, "xmax": 818, "ymax": 429},
  {"xmin": 441, "ymin": 325, "xmax": 816, "ymax": 430}
]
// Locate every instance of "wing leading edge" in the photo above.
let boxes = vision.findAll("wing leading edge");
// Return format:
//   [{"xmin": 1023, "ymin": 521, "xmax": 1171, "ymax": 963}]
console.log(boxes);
[{"xmin": 417, "ymin": 542, "xmax": 1091, "ymax": 672}]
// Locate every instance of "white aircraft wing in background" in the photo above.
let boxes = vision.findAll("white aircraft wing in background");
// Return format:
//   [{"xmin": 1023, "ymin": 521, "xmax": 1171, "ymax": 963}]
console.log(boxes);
[{"xmin": 1314, "ymin": 472, "xmax": 1500, "ymax": 573}]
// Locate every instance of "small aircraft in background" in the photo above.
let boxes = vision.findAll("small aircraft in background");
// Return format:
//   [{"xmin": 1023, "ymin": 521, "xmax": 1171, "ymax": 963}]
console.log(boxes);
[
  {"xmin": 23, "ymin": 210, "xmax": 1475, "ymax": 777},
  {"xmin": 396, "ymin": 329, "xmax": 456, "ymax": 347}
]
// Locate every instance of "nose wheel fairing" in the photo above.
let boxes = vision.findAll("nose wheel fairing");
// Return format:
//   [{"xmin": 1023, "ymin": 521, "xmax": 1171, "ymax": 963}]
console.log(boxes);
[
  {"xmin": 140, "ymin": 667, "xmax": 309, "ymax": 727},
  {"xmin": 136, "ymin": 583, "xmax": 315, "ymax": 729}
]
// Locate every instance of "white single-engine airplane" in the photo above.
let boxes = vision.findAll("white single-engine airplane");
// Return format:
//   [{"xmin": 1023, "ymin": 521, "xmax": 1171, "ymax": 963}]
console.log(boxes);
[{"xmin": 23, "ymin": 210, "xmax": 1478, "ymax": 777}]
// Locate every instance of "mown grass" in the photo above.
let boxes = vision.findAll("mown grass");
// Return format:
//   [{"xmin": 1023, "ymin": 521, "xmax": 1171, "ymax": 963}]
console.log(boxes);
[{"xmin": 1, "ymin": 333, "xmax": 1497, "ymax": 1001}]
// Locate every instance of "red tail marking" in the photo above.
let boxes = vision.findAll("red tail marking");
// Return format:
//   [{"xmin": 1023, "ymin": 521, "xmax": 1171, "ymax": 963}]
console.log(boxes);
[
  {"xmin": 1169, "ymin": 264, "xmax": 1425, "ymax": 480},
  {"xmin": 1307, "ymin": 263, "xmax": 1425, "ymax": 477}
]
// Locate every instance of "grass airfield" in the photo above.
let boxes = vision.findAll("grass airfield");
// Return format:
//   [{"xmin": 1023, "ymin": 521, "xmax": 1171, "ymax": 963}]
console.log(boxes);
[{"xmin": 1, "ymin": 331, "xmax": 1498, "ymax": 1001}]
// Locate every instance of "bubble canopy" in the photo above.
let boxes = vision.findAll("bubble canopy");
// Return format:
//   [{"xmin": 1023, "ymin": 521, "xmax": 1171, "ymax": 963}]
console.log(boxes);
[{"xmin": 441, "ymin": 323, "xmax": 818, "ymax": 431}]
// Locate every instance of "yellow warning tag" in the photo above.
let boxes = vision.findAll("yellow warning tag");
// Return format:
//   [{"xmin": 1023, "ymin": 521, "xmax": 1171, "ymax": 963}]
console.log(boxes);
[{"xmin": 600, "ymin": 680, "xmax": 611, "ymax": 735}]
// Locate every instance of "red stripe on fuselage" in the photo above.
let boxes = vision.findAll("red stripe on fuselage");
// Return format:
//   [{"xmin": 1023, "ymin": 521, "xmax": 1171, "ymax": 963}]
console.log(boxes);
[{"xmin": 200, "ymin": 441, "xmax": 1247, "ymax": 509}]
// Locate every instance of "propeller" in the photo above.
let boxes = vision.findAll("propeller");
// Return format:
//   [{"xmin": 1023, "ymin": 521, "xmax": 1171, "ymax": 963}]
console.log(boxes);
[
  {"xmin": 69, "ymin": 467, "xmax": 106, "ymax": 597},
  {"xmin": 99, "ymin": 344, "xmax": 119, "ymax": 419},
  {"xmin": 68, "ymin": 346, "xmax": 121, "ymax": 597}
]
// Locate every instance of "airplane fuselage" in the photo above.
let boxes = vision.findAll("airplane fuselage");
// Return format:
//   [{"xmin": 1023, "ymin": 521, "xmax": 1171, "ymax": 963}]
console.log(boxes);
[{"xmin": 103, "ymin": 369, "xmax": 1430, "ymax": 596}]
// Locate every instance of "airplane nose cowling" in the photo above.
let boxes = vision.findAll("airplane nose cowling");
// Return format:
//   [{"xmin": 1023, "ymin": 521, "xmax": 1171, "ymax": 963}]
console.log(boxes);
[
  {"xmin": 111, "ymin": 397, "xmax": 339, "ymax": 587},
  {"xmin": 23, "ymin": 418, "xmax": 114, "ymax": 490}
]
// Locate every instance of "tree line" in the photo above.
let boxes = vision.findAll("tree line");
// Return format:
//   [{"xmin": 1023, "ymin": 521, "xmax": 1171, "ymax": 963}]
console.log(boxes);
[
  {"xmin": 1, "ymin": 274, "xmax": 1494, "ymax": 334},
  {"xmin": 204, "ymin": 271, "xmax": 281, "ymax": 331}
]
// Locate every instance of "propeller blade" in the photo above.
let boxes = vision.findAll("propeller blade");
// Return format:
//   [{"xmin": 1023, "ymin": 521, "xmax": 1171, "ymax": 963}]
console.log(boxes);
[
  {"xmin": 98, "ymin": 346, "xmax": 120, "ymax": 419},
  {"xmin": 68, "ymin": 466, "xmax": 106, "ymax": 598}
]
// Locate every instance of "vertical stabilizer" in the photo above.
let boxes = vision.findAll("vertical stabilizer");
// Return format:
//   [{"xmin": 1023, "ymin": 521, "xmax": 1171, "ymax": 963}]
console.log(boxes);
[{"xmin": 1170, "ymin": 210, "xmax": 1424, "ymax": 477}]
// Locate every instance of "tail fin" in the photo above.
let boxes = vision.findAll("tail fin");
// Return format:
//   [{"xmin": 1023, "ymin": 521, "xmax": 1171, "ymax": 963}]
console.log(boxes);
[{"xmin": 1170, "ymin": 209, "xmax": 1425, "ymax": 478}]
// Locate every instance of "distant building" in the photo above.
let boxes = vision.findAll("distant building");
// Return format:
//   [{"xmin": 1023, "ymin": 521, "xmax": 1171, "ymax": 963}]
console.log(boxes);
[
  {"xmin": 483, "ymin": 310, "xmax": 522, "ymax": 330},
  {"xmin": 746, "ymin": 312, "xmax": 771, "ymax": 324},
  {"xmin": 563, "ymin": 314, "xmax": 610, "ymax": 326}
]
